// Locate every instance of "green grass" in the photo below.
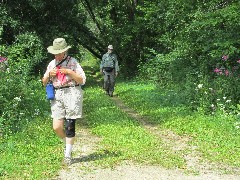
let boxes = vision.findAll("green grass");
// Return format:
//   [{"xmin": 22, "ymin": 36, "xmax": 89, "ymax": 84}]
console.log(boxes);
[
  {"xmin": 83, "ymin": 86, "xmax": 185, "ymax": 168},
  {"xmin": 115, "ymin": 81, "xmax": 190, "ymax": 123},
  {"xmin": 163, "ymin": 114, "xmax": 240, "ymax": 166},
  {"xmin": 115, "ymin": 80, "xmax": 240, "ymax": 168},
  {"xmin": 2, "ymin": 66, "xmax": 240, "ymax": 179},
  {"xmin": 0, "ymin": 118, "xmax": 63, "ymax": 180}
]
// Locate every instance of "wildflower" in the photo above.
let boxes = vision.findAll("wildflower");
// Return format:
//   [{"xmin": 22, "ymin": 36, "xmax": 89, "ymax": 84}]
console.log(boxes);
[
  {"xmin": 226, "ymin": 100, "xmax": 231, "ymax": 103},
  {"xmin": 237, "ymin": 59, "xmax": 240, "ymax": 63},
  {"xmin": 214, "ymin": 68, "xmax": 221, "ymax": 73},
  {"xmin": 211, "ymin": 104, "xmax": 215, "ymax": 107},
  {"xmin": 223, "ymin": 97, "xmax": 227, "ymax": 100},
  {"xmin": 34, "ymin": 109, "xmax": 40, "ymax": 116},
  {"xmin": 0, "ymin": 56, "xmax": 7, "ymax": 62},
  {"xmin": 218, "ymin": 71, "xmax": 223, "ymax": 75},
  {"xmin": 235, "ymin": 122, "xmax": 240, "ymax": 129},
  {"xmin": 222, "ymin": 55, "xmax": 228, "ymax": 61},
  {"xmin": 14, "ymin": 97, "xmax": 21, "ymax": 102},
  {"xmin": 217, "ymin": 99, "xmax": 220, "ymax": 101},
  {"xmin": 225, "ymin": 70, "xmax": 229, "ymax": 76},
  {"xmin": 197, "ymin": 84, "xmax": 203, "ymax": 89}
]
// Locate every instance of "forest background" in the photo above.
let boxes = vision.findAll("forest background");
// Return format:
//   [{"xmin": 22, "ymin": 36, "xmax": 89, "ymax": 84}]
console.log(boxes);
[{"xmin": 0, "ymin": 0, "xmax": 240, "ymax": 178}]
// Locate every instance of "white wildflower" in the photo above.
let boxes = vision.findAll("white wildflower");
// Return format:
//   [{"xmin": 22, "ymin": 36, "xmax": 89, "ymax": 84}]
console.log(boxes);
[
  {"xmin": 197, "ymin": 84, "xmax": 203, "ymax": 89},
  {"xmin": 14, "ymin": 97, "xmax": 21, "ymax": 102},
  {"xmin": 223, "ymin": 97, "xmax": 227, "ymax": 100},
  {"xmin": 226, "ymin": 100, "xmax": 231, "ymax": 103},
  {"xmin": 235, "ymin": 122, "xmax": 240, "ymax": 129}
]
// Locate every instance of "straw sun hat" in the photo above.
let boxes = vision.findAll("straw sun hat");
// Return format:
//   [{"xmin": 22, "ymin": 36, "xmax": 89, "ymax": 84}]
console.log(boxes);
[{"xmin": 47, "ymin": 38, "xmax": 71, "ymax": 55}]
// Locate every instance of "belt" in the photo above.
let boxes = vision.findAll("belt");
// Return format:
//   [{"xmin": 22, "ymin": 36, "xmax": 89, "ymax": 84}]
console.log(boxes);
[{"xmin": 55, "ymin": 84, "xmax": 80, "ymax": 89}]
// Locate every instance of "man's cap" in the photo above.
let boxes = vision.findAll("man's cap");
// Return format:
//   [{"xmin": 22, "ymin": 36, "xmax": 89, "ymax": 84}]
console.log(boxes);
[{"xmin": 108, "ymin": 45, "xmax": 113, "ymax": 50}]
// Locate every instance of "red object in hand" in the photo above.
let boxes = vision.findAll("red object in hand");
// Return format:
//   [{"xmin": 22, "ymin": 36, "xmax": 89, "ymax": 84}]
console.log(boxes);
[{"xmin": 56, "ymin": 66, "xmax": 66, "ymax": 84}]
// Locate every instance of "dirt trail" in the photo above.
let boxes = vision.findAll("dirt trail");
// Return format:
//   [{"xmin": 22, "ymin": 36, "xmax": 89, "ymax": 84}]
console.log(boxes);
[{"xmin": 54, "ymin": 96, "xmax": 240, "ymax": 180}]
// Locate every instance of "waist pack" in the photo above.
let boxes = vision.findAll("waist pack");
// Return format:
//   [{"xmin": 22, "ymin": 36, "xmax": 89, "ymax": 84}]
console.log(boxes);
[
  {"xmin": 104, "ymin": 67, "xmax": 114, "ymax": 72},
  {"xmin": 46, "ymin": 82, "xmax": 55, "ymax": 100}
]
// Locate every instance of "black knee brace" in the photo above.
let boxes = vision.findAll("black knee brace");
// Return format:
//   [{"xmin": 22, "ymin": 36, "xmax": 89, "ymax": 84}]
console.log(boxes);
[{"xmin": 65, "ymin": 119, "xmax": 76, "ymax": 137}]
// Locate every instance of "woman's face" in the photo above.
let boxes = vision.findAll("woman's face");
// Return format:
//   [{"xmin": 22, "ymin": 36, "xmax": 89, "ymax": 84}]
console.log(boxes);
[{"xmin": 54, "ymin": 51, "xmax": 65, "ymax": 61}]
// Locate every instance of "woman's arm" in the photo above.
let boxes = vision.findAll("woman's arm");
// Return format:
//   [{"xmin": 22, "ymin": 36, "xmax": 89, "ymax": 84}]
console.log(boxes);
[{"xmin": 42, "ymin": 69, "xmax": 57, "ymax": 86}]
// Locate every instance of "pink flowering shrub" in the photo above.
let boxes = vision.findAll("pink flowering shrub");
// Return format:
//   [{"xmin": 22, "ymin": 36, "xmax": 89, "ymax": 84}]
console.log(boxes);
[
  {"xmin": 207, "ymin": 54, "xmax": 240, "ymax": 113},
  {"xmin": 0, "ymin": 56, "xmax": 7, "ymax": 62},
  {"xmin": 0, "ymin": 56, "xmax": 8, "ymax": 71},
  {"xmin": 213, "ymin": 55, "xmax": 240, "ymax": 77}
]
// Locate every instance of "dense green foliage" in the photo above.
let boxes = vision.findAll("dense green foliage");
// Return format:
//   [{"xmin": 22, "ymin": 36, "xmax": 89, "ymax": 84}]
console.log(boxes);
[
  {"xmin": 0, "ymin": 33, "xmax": 49, "ymax": 135},
  {"xmin": 1, "ymin": 1, "xmax": 238, "ymax": 75},
  {"xmin": 136, "ymin": 1, "xmax": 240, "ymax": 113},
  {"xmin": 1, "ymin": 1, "xmax": 240, "ymax": 178}
]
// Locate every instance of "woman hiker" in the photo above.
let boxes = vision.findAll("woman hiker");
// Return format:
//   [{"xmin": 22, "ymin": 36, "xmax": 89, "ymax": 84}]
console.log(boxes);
[{"xmin": 42, "ymin": 38, "xmax": 86, "ymax": 165}]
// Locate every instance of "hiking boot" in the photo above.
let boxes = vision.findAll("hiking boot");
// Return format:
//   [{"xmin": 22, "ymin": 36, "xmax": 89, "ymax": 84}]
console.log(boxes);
[
  {"xmin": 63, "ymin": 157, "xmax": 72, "ymax": 166},
  {"xmin": 109, "ymin": 91, "xmax": 113, "ymax": 97}
]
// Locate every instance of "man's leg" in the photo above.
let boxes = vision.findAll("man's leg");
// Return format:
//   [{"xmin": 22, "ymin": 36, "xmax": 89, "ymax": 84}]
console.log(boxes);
[
  {"xmin": 103, "ymin": 72, "xmax": 109, "ymax": 94},
  {"xmin": 53, "ymin": 119, "xmax": 66, "ymax": 143},
  {"xmin": 109, "ymin": 72, "xmax": 115, "ymax": 97},
  {"xmin": 64, "ymin": 119, "xmax": 76, "ymax": 162}
]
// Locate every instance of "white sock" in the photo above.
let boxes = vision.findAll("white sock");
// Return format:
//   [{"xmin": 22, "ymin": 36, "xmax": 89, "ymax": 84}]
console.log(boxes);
[{"xmin": 65, "ymin": 144, "xmax": 73, "ymax": 158}]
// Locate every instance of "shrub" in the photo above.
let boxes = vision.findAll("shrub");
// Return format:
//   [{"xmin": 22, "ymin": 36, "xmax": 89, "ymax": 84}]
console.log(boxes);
[{"xmin": 0, "ymin": 33, "xmax": 49, "ymax": 135}]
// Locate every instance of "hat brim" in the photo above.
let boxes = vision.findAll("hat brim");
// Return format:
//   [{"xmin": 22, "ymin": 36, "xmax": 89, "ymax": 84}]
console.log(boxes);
[{"xmin": 47, "ymin": 46, "xmax": 71, "ymax": 55}]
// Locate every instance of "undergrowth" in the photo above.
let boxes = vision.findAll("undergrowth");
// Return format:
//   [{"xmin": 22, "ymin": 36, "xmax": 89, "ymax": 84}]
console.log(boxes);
[
  {"xmin": 2, "ymin": 66, "xmax": 240, "ymax": 179},
  {"xmin": 0, "ymin": 118, "xmax": 62, "ymax": 180},
  {"xmin": 115, "ymin": 80, "xmax": 240, "ymax": 168}
]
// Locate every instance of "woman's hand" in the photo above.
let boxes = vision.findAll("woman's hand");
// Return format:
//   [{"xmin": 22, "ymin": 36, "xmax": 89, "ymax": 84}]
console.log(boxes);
[
  {"xmin": 49, "ymin": 69, "xmax": 57, "ymax": 77},
  {"xmin": 59, "ymin": 68, "xmax": 83, "ymax": 84},
  {"xmin": 59, "ymin": 68, "xmax": 71, "ymax": 75}
]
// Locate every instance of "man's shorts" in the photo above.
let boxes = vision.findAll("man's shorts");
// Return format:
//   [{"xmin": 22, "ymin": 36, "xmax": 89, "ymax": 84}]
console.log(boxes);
[{"xmin": 50, "ymin": 86, "xmax": 83, "ymax": 120}]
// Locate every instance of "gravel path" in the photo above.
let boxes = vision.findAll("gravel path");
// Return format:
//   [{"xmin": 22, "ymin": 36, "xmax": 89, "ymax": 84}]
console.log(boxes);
[{"xmin": 53, "ymin": 96, "xmax": 240, "ymax": 180}]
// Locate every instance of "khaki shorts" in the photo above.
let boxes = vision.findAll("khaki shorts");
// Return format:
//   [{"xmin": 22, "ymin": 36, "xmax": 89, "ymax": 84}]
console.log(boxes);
[{"xmin": 50, "ymin": 86, "xmax": 83, "ymax": 120}]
